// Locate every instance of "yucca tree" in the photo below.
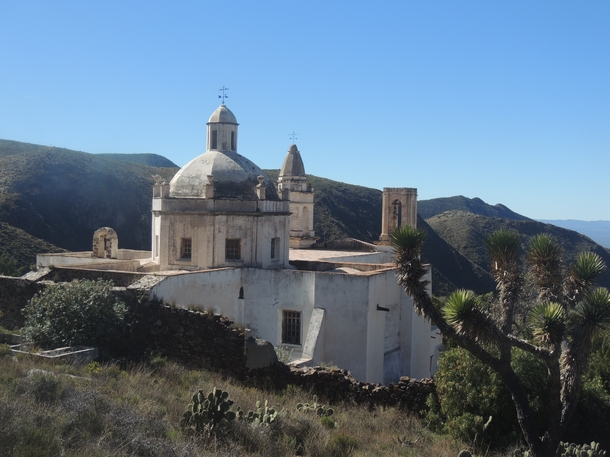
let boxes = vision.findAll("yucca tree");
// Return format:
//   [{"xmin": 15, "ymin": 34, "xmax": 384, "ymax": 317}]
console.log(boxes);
[{"xmin": 392, "ymin": 225, "xmax": 610, "ymax": 457}]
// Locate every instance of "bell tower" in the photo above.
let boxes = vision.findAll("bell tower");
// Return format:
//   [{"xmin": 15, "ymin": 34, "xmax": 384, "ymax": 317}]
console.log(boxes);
[
  {"xmin": 277, "ymin": 144, "xmax": 317, "ymax": 248},
  {"xmin": 206, "ymin": 104, "xmax": 239, "ymax": 152},
  {"xmin": 379, "ymin": 188, "xmax": 417, "ymax": 242}
]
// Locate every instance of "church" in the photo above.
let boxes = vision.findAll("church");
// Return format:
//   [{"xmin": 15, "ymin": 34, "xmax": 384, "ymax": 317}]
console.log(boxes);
[{"xmin": 37, "ymin": 103, "xmax": 439, "ymax": 384}]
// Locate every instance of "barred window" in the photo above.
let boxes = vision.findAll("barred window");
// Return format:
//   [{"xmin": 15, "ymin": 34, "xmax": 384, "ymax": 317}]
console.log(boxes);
[
  {"xmin": 282, "ymin": 311, "xmax": 301, "ymax": 345},
  {"xmin": 271, "ymin": 237, "xmax": 280, "ymax": 259},
  {"xmin": 225, "ymin": 238, "xmax": 241, "ymax": 260},
  {"xmin": 180, "ymin": 238, "xmax": 192, "ymax": 259}
]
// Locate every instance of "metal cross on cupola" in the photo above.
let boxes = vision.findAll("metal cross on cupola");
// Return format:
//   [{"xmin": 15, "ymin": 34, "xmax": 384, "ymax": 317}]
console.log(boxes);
[
  {"xmin": 289, "ymin": 131, "xmax": 299, "ymax": 143},
  {"xmin": 218, "ymin": 86, "xmax": 229, "ymax": 104}
]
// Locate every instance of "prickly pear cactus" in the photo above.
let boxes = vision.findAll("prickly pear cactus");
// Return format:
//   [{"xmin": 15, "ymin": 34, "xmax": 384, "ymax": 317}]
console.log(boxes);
[
  {"xmin": 556, "ymin": 441, "xmax": 606, "ymax": 457},
  {"xmin": 238, "ymin": 400, "xmax": 278, "ymax": 426},
  {"xmin": 180, "ymin": 387, "xmax": 237, "ymax": 432},
  {"xmin": 514, "ymin": 442, "xmax": 607, "ymax": 457},
  {"xmin": 296, "ymin": 395, "xmax": 334, "ymax": 417}
]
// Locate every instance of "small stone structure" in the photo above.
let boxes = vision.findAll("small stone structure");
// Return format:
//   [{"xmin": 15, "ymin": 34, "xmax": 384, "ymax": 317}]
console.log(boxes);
[{"xmin": 92, "ymin": 227, "xmax": 118, "ymax": 259}]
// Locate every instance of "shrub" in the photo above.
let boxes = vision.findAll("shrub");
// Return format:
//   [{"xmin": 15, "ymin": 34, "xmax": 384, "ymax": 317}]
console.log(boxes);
[
  {"xmin": 22, "ymin": 279, "xmax": 129, "ymax": 353},
  {"xmin": 327, "ymin": 434, "xmax": 358, "ymax": 457},
  {"xmin": 0, "ymin": 252, "xmax": 24, "ymax": 277},
  {"xmin": 427, "ymin": 346, "xmax": 547, "ymax": 450}
]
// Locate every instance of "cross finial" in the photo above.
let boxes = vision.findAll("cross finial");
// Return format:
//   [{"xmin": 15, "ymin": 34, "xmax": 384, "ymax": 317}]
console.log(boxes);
[
  {"xmin": 289, "ymin": 131, "xmax": 299, "ymax": 143},
  {"xmin": 218, "ymin": 86, "xmax": 229, "ymax": 104}
]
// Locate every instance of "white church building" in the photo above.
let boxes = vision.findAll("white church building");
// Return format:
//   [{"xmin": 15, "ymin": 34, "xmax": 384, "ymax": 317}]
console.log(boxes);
[{"xmin": 37, "ymin": 104, "xmax": 439, "ymax": 384}]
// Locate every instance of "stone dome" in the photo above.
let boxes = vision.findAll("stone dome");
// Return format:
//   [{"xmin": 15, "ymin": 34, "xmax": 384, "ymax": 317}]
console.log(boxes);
[
  {"xmin": 169, "ymin": 150, "xmax": 279, "ymax": 200},
  {"xmin": 279, "ymin": 144, "xmax": 306, "ymax": 177},
  {"xmin": 207, "ymin": 104, "xmax": 238, "ymax": 125}
]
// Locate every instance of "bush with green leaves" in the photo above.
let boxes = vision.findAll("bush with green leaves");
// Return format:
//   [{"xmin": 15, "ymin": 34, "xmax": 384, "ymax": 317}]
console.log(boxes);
[
  {"xmin": 427, "ymin": 346, "xmax": 548, "ymax": 449},
  {"xmin": 0, "ymin": 252, "xmax": 24, "ymax": 277},
  {"xmin": 22, "ymin": 279, "xmax": 129, "ymax": 351}
]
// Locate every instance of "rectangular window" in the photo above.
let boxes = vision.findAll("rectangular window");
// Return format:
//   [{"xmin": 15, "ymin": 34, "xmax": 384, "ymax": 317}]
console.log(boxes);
[
  {"xmin": 211, "ymin": 130, "xmax": 218, "ymax": 149},
  {"xmin": 271, "ymin": 237, "xmax": 280, "ymax": 259},
  {"xmin": 180, "ymin": 238, "xmax": 192, "ymax": 259},
  {"xmin": 282, "ymin": 311, "xmax": 301, "ymax": 345},
  {"xmin": 231, "ymin": 131, "xmax": 235, "ymax": 150},
  {"xmin": 225, "ymin": 238, "xmax": 241, "ymax": 260}
]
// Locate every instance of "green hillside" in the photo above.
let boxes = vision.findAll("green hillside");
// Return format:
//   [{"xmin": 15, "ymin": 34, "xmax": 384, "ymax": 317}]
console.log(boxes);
[
  {"xmin": 0, "ymin": 139, "xmax": 177, "ymax": 252},
  {"xmin": 95, "ymin": 153, "xmax": 178, "ymax": 168},
  {"xmin": 426, "ymin": 210, "xmax": 610, "ymax": 291},
  {"xmin": 0, "ymin": 222, "xmax": 65, "ymax": 271},
  {"xmin": 265, "ymin": 170, "xmax": 382, "ymax": 243},
  {"xmin": 419, "ymin": 195, "xmax": 531, "ymax": 221}
]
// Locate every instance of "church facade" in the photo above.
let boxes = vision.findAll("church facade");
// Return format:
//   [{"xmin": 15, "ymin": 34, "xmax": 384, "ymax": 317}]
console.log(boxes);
[{"xmin": 37, "ymin": 103, "xmax": 439, "ymax": 384}]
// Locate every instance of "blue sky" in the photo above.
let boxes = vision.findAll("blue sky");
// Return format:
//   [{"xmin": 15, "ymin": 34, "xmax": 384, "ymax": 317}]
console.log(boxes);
[{"xmin": 1, "ymin": 1, "xmax": 609, "ymax": 220}]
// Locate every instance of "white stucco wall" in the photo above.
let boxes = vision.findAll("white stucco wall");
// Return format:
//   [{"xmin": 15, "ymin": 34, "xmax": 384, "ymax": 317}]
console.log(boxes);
[{"xmin": 147, "ymin": 265, "xmax": 435, "ymax": 384}]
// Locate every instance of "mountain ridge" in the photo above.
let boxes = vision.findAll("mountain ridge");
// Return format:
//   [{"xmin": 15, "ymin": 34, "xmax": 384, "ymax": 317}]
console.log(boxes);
[{"xmin": 1, "ymin": 138, "xmax": 609, "ymax": 295}]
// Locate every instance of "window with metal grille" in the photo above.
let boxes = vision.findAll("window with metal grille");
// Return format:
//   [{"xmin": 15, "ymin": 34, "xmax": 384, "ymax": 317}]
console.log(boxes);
[
  {"xmin": 225, "ymin": 238, "xmax": 241, "ymax": 260},
  {"xmin": 282, "ymin": 311, "xmax": 301, "ymax": 345},
  {"xmin": 271, "ymin": 237, "xmax": 280, "ymax": 259},
  {"xmin": 180, "ymin": 238, "xmax": 192, "ymax": 259}
]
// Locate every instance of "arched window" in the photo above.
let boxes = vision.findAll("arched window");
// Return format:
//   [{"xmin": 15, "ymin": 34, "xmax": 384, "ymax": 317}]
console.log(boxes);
[{"xmin": 392, "ymin": 200, "xmax": 402, "ymax": 229}]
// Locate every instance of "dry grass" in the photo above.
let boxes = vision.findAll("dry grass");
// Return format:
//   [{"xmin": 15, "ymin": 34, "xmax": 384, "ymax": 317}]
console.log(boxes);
[{"xmin": 0, "ymin": 352, "xmax": 509, "ymax": 457}]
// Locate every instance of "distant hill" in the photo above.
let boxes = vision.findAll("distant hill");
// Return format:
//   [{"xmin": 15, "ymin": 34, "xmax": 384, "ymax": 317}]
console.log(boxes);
[
  {"xmin": 0, "ymin": 222, "xmax": 65, "ymax": 270},
  {"xmin": 539, "ymin": 220, "xmax": 610, "ymax": 249},
  {"xmin": 418, "ymin": 216, "xmax": 496, "ymax": 296},
  {"xmin": 427, "ymin": 211, "xmax": 610, "ymax": 292},
  {"xmin": 95, "ymin": 153, "xmax": 178, "ymax": 168},
  {"xmin": 0, "ymin": 139, "xmax": 177, "ymax": 252},
  {"xmin": 419, "ymin": 195, "xmax": 530, "ymax": 221}
]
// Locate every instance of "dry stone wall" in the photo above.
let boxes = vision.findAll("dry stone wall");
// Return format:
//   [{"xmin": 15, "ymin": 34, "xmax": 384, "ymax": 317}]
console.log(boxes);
[
  {"xmin": 245, "ymin": 364, "xmax": 435, "ymax": 413},
  {"xmin": 0, "ymin": 276, "xmax": 44, "ymax": 329}
]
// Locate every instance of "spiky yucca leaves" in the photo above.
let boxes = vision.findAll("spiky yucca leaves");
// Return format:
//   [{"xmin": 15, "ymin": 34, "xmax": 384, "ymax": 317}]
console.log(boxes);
[
  {"xmin": 391, "ymin": 225, "xmax": 431, "ymax": 316},
  {"xmin": 573, "ymin": 288, "xmax": 610, "ymax": 337},
  {"xmin": 443, "ymin": 290, "xmax": 499, "ymax": 343},
  {"xmin": 484, "ymin": 229, "xmax": 522, "ymax": 336},
  {"xmin": 485, "ymin": 229, "xmax": 521, "ymax": 276},
  {"xmin": 564, "ymin": 252, "xmax": 606, "ymax": 307},
  {"xmin": 527, "ymin": 234, "xmax": 563, "ymax": 302},
  {"xmin": 391, "ymin": 224, "xmax": 427, "ymax": 265},
  {"xmin": 529, "ymin": 303, "xmax": 566, "ymax": 347}
]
